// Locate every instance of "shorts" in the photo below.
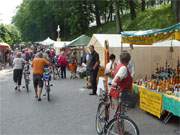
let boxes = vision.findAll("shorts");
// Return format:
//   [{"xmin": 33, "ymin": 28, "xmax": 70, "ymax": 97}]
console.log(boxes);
[{"xmin": 33, "ymin": 74, "xmax": 43, "ymax": 88}]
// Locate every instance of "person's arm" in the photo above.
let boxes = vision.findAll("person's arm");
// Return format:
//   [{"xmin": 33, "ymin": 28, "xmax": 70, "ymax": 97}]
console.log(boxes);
[
  {"xmin": 112, "ymin": 66, "xmax": 128, "ymax": 86},
  {"xmin": 93, "ymin": 53, "xmax": 99, "ymax": 70}
]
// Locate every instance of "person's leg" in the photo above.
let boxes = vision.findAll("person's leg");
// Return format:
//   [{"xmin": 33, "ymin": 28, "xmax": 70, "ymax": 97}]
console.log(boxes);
[
  {"xmin": 60, "ymin": 66, "xmax": 64, "ymax": 78},
  {"xmin": 37, "ymin": 76, "xmax": 43, "ymax": 101},
  {"xmin": 33, "ymin": 75, "xmax": 38, "ymax": 98},
  {"xmin": 17, "ymin": 69, "xmax": 23, "ymax": 90},
  {"xmin": 64, "ymin": 66, "xmax": 66, "ymax": 79},
  {"xmin": 92, "ymin": 69, "xmax": 98, "ymax": 94},
  {"xmin": 90, "ymin": 71, "xmax": 96, "ymax": 95},
  {"xmin": 13, "ymin": 69, "xmax": 18, "ymax": 89}
]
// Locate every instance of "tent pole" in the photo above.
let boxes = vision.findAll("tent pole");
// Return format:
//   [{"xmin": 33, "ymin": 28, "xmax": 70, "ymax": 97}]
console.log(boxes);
[{"xmin": 121, "ymin": 41, "xmax": 123, "ymax": 52}]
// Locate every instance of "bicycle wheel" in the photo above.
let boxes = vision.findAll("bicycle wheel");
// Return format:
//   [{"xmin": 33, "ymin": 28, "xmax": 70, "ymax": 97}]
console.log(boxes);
[
  {"xmin": 47, "ymin": 87, "xmax": 50, "ymax": 101},
  {"xmin": 96, "ymin": 102, "xmax": 109, "ymax": 135},
  {"xmin": 106, "ymin": 116, "xmax": 139, "ymax": 135}
]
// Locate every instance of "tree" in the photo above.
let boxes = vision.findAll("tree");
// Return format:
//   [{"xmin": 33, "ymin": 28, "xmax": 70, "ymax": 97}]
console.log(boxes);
[
  {"xmin": 175, "ymin": 0, "xmax": 180, "ymax": 22},
  {"xmin": 141, "ymin": 0, "xmax": 145, "ymax": 11},
  {"xmin": 114, "ymin": 0, "xmax": 123, "ymax": 33},
  {"xmin": 0, "ymin": 24, "xmax": 21, "ymax": 45},
  {"xmin": 95, "ymin": 0, "xmax": 101, "ymax": 26},
  {"xmin": 128, "ymin": 0, "xmax": 136, "ymax": 20}
]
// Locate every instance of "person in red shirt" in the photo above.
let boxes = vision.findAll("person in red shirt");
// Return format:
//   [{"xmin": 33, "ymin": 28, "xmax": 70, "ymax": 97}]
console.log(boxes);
[{"xmin": 57, "ymin": 51, "xmax": 68, "ymax": 79}]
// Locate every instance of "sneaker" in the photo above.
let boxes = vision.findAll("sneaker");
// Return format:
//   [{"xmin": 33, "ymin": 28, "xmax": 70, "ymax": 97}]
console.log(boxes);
[
  {"xmin": 14, "ymin": 86, "xmax": 17, "ymax": 90},
  {"xmin": 38, "ymin": 98, "xmax": 41, "ymax": 101}
]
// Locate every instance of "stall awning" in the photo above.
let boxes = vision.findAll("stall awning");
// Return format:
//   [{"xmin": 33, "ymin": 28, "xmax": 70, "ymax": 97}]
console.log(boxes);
[
  {"xmin": 121, "ymin": 23, "xmax": 180, "ymax": 45},
  {"xmin": 0, "ymin": 42, "xmax": 10, "ymax": 49},
  {"xmin": 68, "ymin": 35, "xmax": 91, "ymax": 47}
]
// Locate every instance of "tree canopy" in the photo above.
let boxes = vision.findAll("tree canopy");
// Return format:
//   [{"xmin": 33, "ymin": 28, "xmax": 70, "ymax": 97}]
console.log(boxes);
[
  {"xmin": 12, "ymin": 0, "xmax": 179, "ymax": 42},
  {"xmin": 0, "ymin": 24, "xmax": 21, "ymax": 45}
]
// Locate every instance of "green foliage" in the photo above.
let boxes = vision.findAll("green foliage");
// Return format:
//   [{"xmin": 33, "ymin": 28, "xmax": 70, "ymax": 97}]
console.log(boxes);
[
  {"xmin": 84, "ymin": 4, "xmax": 175, "ymax": 36},
  {"xmin": 0, "ymin": 24, "xmax": 21, "ymax": 45},
  {"xmin": 13, "ymin": 0, "xmax": 94, "ymax": 42},
  {"xmin": 124, "ymin": 4, "xmax": 176, "ymax": 30}
]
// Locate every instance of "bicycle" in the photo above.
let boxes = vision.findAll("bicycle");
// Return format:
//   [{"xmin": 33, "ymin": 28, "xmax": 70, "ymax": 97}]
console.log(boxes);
[
  {"xmin": 43, "ymin": 67, "xmax": 53, "ymax": 101},
  {"xmin": 96, "ymin": 88, "xmax": 139, "ymax": 135},
  {"xmin": 23, "ymin": 63, "xmax": 30, "ymax": 92},
  {"xmin": 52, "ymin": 64, "xmax": 60, "ymax": 80},
  {"xmin": 96, "ymin": 89, "xmax": 111, "ymax": 135}
]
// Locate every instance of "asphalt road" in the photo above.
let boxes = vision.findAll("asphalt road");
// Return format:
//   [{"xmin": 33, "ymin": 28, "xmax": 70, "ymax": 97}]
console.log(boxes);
[{"xmin": 0, "ymin": 69, "xmax": 179, "ymax": 135}]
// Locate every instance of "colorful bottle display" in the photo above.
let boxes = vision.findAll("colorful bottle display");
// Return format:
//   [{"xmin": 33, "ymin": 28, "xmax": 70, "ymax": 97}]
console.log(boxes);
[{"xmin": 137, "ymin": 59, "xmax": 180, "ymax": 97}]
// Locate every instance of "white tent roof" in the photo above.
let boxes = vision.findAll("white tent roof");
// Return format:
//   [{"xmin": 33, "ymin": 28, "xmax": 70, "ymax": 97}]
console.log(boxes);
[
  {"xmin": 88, "ymin": 34, "xmax": 129, "ymax": 48},
  {"xmin": 88, "ymin": 34, "xmax": 180, "ymax": 48},
  {"xmin": 88, "ymin": 34, "xmax": 151, "ymax": 48},
  {"xmin": 39, "ymin": 37, "xmax": 55, "ymax": 46},
  {"xmin": 153, "ymin": 40, "xmax": 180, "ymax": 47},
  {"xmin": 53, "ymin": 41, "xmax": 70, "ymax": 48}
]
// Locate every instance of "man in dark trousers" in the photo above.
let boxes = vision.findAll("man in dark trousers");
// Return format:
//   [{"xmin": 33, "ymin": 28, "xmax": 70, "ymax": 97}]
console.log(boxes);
[{"xmin": 88, "ymin": 45, "xmax": 99, "ymax": 95}]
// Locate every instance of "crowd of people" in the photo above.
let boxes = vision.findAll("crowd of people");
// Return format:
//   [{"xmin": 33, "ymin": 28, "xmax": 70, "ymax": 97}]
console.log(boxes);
[{"xmin": 10, "ymin": 43, "xmax": 134, "ymax": 104}]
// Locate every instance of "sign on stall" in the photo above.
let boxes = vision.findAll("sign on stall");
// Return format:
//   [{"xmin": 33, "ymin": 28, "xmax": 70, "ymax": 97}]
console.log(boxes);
[{"xmin": 139, "ymin": 87, "xmax": 162, "ymax": 118}]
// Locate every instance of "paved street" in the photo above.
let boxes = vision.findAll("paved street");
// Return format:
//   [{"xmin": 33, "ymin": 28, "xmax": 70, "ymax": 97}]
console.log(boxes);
[{"xmin": 0, "ymin": 69, "xmax": 179, "ymax": 135}]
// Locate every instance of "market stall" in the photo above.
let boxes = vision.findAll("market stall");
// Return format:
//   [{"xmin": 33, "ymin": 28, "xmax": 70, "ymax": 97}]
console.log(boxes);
[
  {"xmin": 121, "ymin": 23, "xmax": 180, "ymax": 123},
  {"xmin": 0, "ymin": 42, "xmax": 11, "ymax": 69}
]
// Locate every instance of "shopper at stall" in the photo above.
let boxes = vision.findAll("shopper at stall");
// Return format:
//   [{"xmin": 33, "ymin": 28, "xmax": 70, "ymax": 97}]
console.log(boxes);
[
  {"xmin": 105, "ymin": 54, "xmax": 117, "ymax": 93},
  {"xmin": 110, "ymin": 51, "xmax": 132, "ymax": 102},
  {"xmin": 88, "ymin": 45, "xmax": 99, "ymax": 95},
  {"xmin": 13, "ymin": 52, "xmax": 26, "ymax": 91}
]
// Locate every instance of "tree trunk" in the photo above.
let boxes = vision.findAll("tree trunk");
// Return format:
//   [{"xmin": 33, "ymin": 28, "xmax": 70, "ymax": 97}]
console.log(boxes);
[
  {"xmin": 141, "ymin": 0, "xmax": 145, "ymax": 11},
  {"xmin": 120, "ymin": 6, "xmax": 123, "ymax": 15},
  {"xmin": 150, "ymin": 0, "xmax": 156, "ymax": 6},
  {"xmin": 107, "ymin": 1, "xmax": 113, "ymax": 22},
  {"xmin": 114, "ymin": 0, "xmax": 123, "ymax": 33},
  {"xmin": 128, "ymin": 0, "xmax": 136, "ymax": 20},
  {"xmin": 94, "ymin": 0, "xmax": 101, "ymax": 26},
  {"xmin": 175, "ymin": 0, "xmax": 180, "ymax": 22}
]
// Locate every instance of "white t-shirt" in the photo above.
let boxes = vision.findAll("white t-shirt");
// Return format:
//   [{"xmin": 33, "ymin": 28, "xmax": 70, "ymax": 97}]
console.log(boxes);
[
  {"xmin": 112, "ymin": 65, "xmax": 128, "ymax": 85},
  {"xmin": 13, "ymin": 58, "xmax": 26, "ymax": 69},
  {"xmin": 105, "ymin": 61, "xmax": 116, "ymax": 83}
]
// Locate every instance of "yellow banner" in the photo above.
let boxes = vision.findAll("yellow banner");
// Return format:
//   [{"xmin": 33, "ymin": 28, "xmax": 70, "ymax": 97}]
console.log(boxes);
[
  {"xmin": 139, "ymin": 87, "xmax": 162, "ymax": 118},
  {"xmin": 122, "ymin": 32, "xmax": 174, "ymax": 45}
]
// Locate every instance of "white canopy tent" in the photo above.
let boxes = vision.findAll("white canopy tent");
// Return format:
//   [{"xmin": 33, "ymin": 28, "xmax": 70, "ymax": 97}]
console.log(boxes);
[
  {"xmin": 88, "ymin": 34, "xmax": 180, "ymax": 80},
  {"xmin": 153, "ymin": 40, "xmax": 180, "ymax": 47},
  {"xmin": 39, "ymin": 37, "xmax": 55, "ymax": 46},
  {"xmin": 53, "ymin": 41, "xmax": 70, "ymax": 54}
]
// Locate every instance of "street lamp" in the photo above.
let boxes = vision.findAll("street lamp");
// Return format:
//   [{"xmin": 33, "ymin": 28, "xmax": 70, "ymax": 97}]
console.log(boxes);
[{"xmin": 57, "ymin": 25, "xmax": 61, "ymax": 41}]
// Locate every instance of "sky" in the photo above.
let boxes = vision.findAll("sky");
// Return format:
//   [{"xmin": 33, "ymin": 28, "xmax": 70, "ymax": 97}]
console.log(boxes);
[{"xmin": 0, "ymin": 0, "xmax": 23, "ymax": 24}]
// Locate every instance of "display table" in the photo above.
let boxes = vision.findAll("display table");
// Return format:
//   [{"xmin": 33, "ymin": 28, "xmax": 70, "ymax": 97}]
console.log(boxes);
[
  {"xmin": 139, "ymin": 86, "xmax": 163, "ymax": 118},
  {"xmin": 163, "ymin": 94, "xmax": 180, "ymax": 117},
  {"xmin": 133, "ymin": 84, "xmax": 180, "ymax": 122}
]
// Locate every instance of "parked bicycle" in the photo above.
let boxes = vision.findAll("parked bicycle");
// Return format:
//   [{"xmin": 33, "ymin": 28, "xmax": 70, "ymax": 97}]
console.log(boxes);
[
  {"xmin": 23, "ymin": 63, "xmax": 30, "ymax": 92},
  {"xmin": 96, "ymin": 87, "xmax": 139, "ymax": 135},
  {"xmin": 43, "ymin": 67, "xmax": 53, "ymax": 101}
]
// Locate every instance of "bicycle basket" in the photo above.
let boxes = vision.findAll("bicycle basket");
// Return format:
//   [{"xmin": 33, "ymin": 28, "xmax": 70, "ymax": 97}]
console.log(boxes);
[{"xmin": 121, "ymin": 91, "xmax": 138, "ymax": 108}]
